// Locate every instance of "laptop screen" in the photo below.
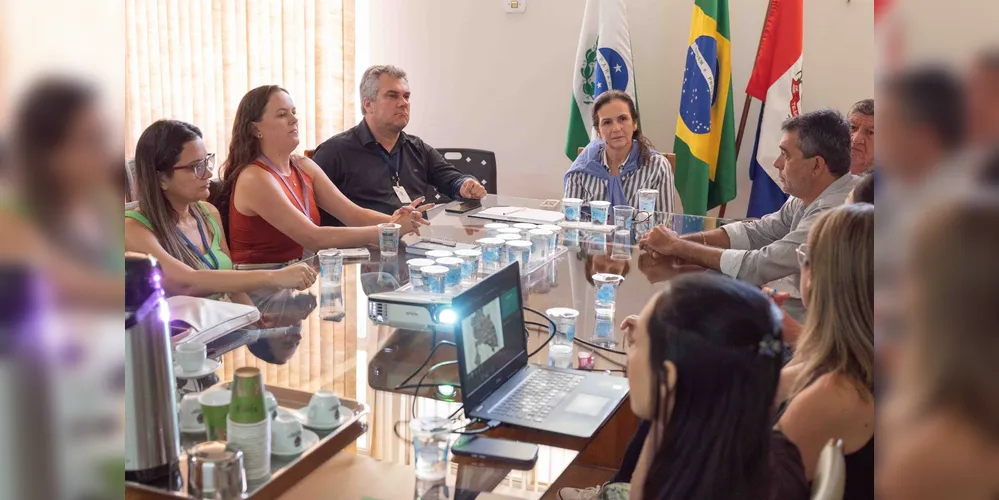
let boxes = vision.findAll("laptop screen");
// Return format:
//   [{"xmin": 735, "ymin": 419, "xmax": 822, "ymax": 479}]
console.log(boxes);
[{"xmin": 453, "ymin": 263, "xmax": 528, "ymax": 411}]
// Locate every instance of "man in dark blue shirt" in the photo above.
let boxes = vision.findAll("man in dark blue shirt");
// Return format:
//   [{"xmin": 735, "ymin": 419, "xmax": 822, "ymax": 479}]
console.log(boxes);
[{"xmin": 311, "ymin": 65, "xmax": 487, "ymax": 226}]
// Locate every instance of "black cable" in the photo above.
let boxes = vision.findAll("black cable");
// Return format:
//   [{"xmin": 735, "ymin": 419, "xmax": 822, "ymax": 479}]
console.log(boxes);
[
  {"xmin": 394, "ymin": 340, "xmax": 456, "ymax": 390},
  {"xmin": 411, "ymin": 360, "xmax": 457, "ymax": 420},
  {"xmin": 524, "ymin": 320, "xmax": 550, "ymax": 331},
  {"xmin": 523, "ymin": 306, "xmax": 553, "ymax": 324},
  {"xmin": 574, "ymin": 337, "xmax": 627, "ymax": 356}
]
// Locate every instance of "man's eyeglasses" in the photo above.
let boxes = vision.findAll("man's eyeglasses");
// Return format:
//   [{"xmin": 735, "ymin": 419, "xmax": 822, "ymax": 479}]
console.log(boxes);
[
  {"xmin": 795, "ymin": 244, "xmax": 809, "ymax": 268},
  {"xmin": 171, "ymin": 153, "xmax": 216, "ymax": 179}
]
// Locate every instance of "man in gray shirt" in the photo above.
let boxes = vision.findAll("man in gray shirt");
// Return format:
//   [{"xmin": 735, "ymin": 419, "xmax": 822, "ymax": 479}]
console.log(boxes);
[{"xmin": 640, "ymin": 109, "xmax": 856, "ymax": 319}]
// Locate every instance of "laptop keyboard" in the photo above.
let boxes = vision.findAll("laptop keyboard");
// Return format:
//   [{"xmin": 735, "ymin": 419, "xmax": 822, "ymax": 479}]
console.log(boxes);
[{"xmin": 490, "ymin": 370, "xmax": 585, "ymax": 422}]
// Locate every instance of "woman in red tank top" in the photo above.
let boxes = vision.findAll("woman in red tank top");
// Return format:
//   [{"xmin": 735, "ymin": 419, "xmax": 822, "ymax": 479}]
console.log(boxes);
[{"xmin": 217, "ymin": 86, "xmax": 431, "ymax": 265}]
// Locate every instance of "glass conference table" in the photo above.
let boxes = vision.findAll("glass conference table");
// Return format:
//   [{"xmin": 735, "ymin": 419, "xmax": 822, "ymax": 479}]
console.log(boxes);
[{"xmin": 193, "ymin": 195, "xmax": 734, "ymax": 499}]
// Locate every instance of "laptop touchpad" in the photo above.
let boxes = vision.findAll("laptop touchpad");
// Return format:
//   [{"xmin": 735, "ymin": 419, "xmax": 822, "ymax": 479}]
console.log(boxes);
[{"xmin": 563, "ymin": 393, "xmax": 609, "ymax": 416}]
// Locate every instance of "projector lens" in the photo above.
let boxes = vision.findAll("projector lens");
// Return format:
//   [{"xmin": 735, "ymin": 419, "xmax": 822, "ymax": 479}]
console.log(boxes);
[{"xmin": 437, "ymin": 308, "xmax": 457, "ymax": 324}]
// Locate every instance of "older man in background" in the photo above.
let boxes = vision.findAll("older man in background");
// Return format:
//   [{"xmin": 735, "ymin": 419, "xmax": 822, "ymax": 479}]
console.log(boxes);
[{"xmin": 848, "ymin": 99, "xmax": 875, "ymax": 174}]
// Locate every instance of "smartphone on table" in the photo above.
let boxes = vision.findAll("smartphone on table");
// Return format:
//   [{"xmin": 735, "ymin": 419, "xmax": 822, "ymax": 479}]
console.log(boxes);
[
  {"xmin": 450, "ymin": 435, "xmax": 538, "ymax": 469},
  {"xmin": 445, "ymin": 200, "xmax": 482, "ymax": 214}
]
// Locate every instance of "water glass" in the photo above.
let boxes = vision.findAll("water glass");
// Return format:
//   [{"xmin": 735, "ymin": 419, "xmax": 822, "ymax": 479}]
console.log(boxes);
[
  {"xmin": 406, "ymin": 258, "xmax": 436, "ymax": 292},
  {"xmin": 536, "ymin": 224, "xmax": 563, "ymax": 252},
  {"xmin": 546, "ymin": 307, "xmax": 578, "ymax": 346},
  {"xmin": 425, "ymin": 249, "xmax": 454, "ymax": 260},
  {"xmin": 512, "ymin": 223, "xmax": 537, "ymax": 235},
  {"xmin": 562, "ymin": 198, "xmax": 583, "ymax": 222},
  {"xmin": 453, "ymin": 249, "xmax": 482, "ymax": 284},
  {"xmin": 613, "ymin": 205, "xmax": 635, "ymax": 231},
  {"xmin": 484, "ymin": 222, "xmax": 510, "ymax": 237},
  {"xmin": 378, "ymin": 223, "xmax": 401, "ymax": 255},
  {"xmin": 547, "ymin": 343, "xmax": 573, "ymax": 369},
  {"xmin": 587, "ymin": 231, "xmax": 607, "ymax": 253},
  {"xmin": 506, "ymin": 240, "xmax": 533, "ymax": 273},
  {"xmin": 476, "ymin": 237, "xmax": 505, "ymax": 272},
  {"xmin": 637, "ymin": 189, "xmax": 658, "ymax": 213},
  {"xmin": 435, "ymin": 257, "xmax": 464, "ymax": 291},
  {"xmin": 421, "ymin": 266, "xmax": 448, "ymax": 294},
  {"xmin": 592, "ymin": 309, "xmax": 617, "ymax": 349},
  {"xmin": 318, "ymin": 250, "xmax": 345, "ymax": 322},
  {"xmin": 613, "ymin": 230, "xmax": 632, "ymax": 259},
  {"xmin": 496, "ymin": 227, "xmax": 523, "ymax": 238},
  {"xmin": 592, "ymin": 273, "xmax": 624, "ymax": 313},
  {"xmin": 590, "ymin": 201, "xmax": 610, "ymax": 225},
  {"xmin": 410, "ymin": 417, "xmax": 450, "ymax": 481},
  {"xmin": 563, "ymin": 229, "xmax": 580, "ymax": 248},
  {"xmin": 527, "ymin": 229, "xmax": 553, "ymax": 262}
]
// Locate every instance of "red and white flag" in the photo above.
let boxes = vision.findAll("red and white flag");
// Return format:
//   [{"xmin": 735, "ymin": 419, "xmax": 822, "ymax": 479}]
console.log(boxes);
[{"xmin": 745, "ymin": 0, "xmax": 803, "ymax": 217}]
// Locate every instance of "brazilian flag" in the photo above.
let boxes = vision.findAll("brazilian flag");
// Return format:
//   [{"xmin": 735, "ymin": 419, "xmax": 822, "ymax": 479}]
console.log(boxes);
[{"xmin": 673, "ymin": 0, "xmax": 737, "ymax": 216}]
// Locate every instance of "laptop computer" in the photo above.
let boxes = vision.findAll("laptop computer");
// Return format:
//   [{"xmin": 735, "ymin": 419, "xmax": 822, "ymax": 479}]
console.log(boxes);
[{"xmin": 452, "ymin": 262, "xmax": 629, "ymax": 438}]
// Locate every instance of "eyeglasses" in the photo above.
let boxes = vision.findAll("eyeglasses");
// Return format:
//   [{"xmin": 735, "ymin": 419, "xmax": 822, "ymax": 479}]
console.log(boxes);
[
  {"xmin": 171, "ymin": 153, "xmax": 216, "ymax": 179},
  {"xmin": 796, "ymin": 244, "xmax": 809, "ymax": 268}
]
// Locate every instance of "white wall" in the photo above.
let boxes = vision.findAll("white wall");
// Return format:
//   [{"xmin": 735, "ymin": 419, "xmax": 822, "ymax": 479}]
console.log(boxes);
[{"xmin": 364, "ymin": 0, "xmax": 874, "ymax": 217}]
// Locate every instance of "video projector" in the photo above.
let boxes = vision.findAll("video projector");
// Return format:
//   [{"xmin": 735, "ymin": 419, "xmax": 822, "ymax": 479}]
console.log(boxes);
[{"xmin": 366, "ymin": 290, "xmax": 457, "ymax": 332}]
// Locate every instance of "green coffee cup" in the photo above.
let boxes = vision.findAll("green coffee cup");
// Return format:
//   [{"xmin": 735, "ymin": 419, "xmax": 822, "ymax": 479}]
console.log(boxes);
[
  {"xmin": 198, "ymin": 388, "xmax": 232, "ymax": 441},
  {"xmin": 229, "ymin": 367, "xmax": 267, "ymax": 424}
]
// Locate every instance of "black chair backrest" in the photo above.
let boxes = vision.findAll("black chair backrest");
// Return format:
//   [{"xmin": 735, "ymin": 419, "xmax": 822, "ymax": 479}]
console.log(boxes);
[{"xmin": 427, "ymin": 148, "xmax": 497, "ymax": 203}]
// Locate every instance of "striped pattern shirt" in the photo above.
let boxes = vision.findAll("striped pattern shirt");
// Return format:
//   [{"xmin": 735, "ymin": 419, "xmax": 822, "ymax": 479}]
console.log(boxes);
[{"xmin": 563, "ymin": 150, "xmax": 681, "ymax": 213}]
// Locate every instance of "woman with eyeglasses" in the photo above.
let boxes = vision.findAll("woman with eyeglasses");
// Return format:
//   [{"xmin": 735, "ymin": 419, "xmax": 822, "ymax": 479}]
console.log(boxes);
[
  {"xmin": 125, "ymin": 120, "xmax": 316, "ymax": 299},
  {"xmin": 775, "ymin": 203, "xmax": 874, "ymax": 500}
]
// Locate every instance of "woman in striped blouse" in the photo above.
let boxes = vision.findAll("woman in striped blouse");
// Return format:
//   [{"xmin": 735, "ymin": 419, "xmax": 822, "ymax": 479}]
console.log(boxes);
[{"xmin": 564, "ymin": 90, "xmax": 682, "ymax": 214}]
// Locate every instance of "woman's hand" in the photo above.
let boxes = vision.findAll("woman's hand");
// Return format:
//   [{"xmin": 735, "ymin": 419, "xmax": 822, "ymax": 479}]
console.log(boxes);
[
  {"xmin": 621, "ymin": 314, "xmax": 640, "ymax": 347},
  {"xmin": 391, "ymin": 197, "xmax": 434, "ymax": 236},
  {"xmin": 270, "ymin": 262, "xmax": 318, "ymax": 290}
]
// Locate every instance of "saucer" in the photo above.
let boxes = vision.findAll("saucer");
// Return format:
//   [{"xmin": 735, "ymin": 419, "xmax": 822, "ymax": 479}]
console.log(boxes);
[
  {"xmin": 173, "ymin": 359, "xmax": 221, "ymax": 379},
  {"xmin": 271, "ymin": 429, "xmax": 319, "ymax": 458},
  {"xmin": 292, "ymin": 406, "xmax": 353, "ymax": 431},
  {"xmin": 179, "ymin": 423, "xmax": 206, "ymax": 434}
]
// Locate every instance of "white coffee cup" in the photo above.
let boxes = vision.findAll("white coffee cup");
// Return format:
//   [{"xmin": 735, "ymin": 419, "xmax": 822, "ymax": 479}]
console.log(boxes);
[
  {"xmin": 264, "ymin": 391, "xmax": 278, "ymax": 421},
  {"xmin": 178, "ymin": 393, "xmax": 204, "ymax": 430},
  {"xmin": 306, "ymin": 390, "xmax": 342, "ymax": 426},
  {"xmin": 227, "ymin": 416, "xmax": 271, "ymax": 480},
  {"xmin": 175, "ymin": 341, "xmax": 207, "ymax": 373},
  {"xmin": 271, "ymin": 414, "xmax": 305, "ymax": 454}
]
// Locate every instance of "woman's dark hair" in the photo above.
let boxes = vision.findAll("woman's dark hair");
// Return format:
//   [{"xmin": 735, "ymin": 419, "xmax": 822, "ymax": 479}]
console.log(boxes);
[
  {"xmin": 12, "ymin": 77, "xmax": 97, "ymax": 224},
  {"xmin": 642, "ymin": 273, "xmax": 784, "ymax": 500},
  {"xmin": 852, "ymin": 173, "xmax": 875, "ymax": 204},
  {"xmin": 591, "ymin": 90, "xmax": 655, "ymax": 166},
  {"xmin": 215, "ymin": 85, "xmax": 289, "ymax": 236},
  {"xmin": 133, "ymin": 119, "xmax": 210, "ymax": 270}
]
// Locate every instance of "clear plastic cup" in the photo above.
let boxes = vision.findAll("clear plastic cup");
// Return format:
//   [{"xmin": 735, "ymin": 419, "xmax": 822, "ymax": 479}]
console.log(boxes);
[
  {"xmin": 562, "ymin": 198, "xmax": 583, "ymax": 222},
  {"xmin": 587, "ymin": 231, "xmax": 607, "ymax": 253},
  {"xmin": 425, "ymin": 249, "xmax": 454, "ymax": 260},
  {"xmin": 483, "ymin": 222, "xmax": 510, "ymax": 237},
  {"xmin": 378, "ymin": 223, "xmax": 401, "ymax": 255},
  {"xmin": 406, "ymin": 258, "xmax": 436, "ymax": 292},
  {"xmin": 527, "ymin": 229, "xmax": 553, "ymax": 262},
  {"xmin": 613, "ymin": 205, "xmax": 635, "ymax": 231},
  {"xmin": 548, "ymin": 343, "xmax": 573, "ymax": 369},
  {"xmin": 435, "ymin": 257, "xmax": 464, "ymax": 291},
  {"xmin": 410, "ymin": 417, "xmax": 450, "ymax": 481},
  {"xmin": 496, "ymin": 234, "xmax": 522, "ymax": 266},
  {"xmin": 505, "ymin": 240, "xmax": 533, "ymax": 273},
  {"xmin": 545, "ymin": 307, "xmax": 579, "ymax": 346},
  {"xmin": 421, "ymin": 266, "xmax": 449, "ymax": 294},
  {"xmin": 637, "ymin": 189, "xmax": 658, "ymax": 213},
  {"xmin": 536, "ymin": 224, "xmax": 563, "ymax": 252},
  {"xmin": 318, "ymin": 250, "xmax": 345, "ymax": 321},
  {"xmin": 592, "ymin": 309, "xmax": 617, "ymax": 348},
  {"xmin": 512, "ymin": 223, "xmax": 537, "ymax": 234},
  {"xmin": 613, "ymin": 230, "xmax": 631, "ymax": 259},
  {"xmin": 453, "ymin": 249, "xmax": 482, "ymax": 284},
  {"xmin": 476, "ymin": 237, "xmax": 505, "ymax": 272},
  {"xmin": 496, "ymin": 227, "xmax": 523, "ymax": 238},
  {"xmin": 592, "ymin": 273, "xmax": 625, "ymax": 313},
  {"xmin": 563, "ymin": 229, "xmax": 580, "ymax": 248},
  {"xmin": 590, "ymin": 201, "xmax": 610, "ymax": 225}
]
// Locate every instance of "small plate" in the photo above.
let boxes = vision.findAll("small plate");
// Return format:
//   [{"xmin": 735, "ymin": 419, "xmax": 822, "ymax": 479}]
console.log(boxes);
[
  {"xmin": 271, "ymin": 429, "xmax": 319, "ymax": 458},
  {"xmin": 292, "ymin": 406, "xmax": 354, "ymax": 431},
  {"xmin": 173, "ymin": 359, "xmax": 221, "ymax": 379},
  {"xmin": 179, "ymin": 424, "xmax": 206, "ymax": 435}
]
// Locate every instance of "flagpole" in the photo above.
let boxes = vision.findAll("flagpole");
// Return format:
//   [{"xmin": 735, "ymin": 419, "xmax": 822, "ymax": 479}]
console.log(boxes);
[{"xmin": 726, "ymin": 0, "xmax": 776, "ymax": 219}]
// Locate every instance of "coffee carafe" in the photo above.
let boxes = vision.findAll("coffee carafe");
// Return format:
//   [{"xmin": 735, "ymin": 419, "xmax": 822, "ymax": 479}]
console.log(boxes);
[{"xmin": 125, "ymin": 253, "xmax": 181, "ymax": 487}]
